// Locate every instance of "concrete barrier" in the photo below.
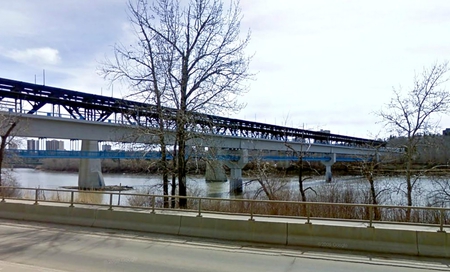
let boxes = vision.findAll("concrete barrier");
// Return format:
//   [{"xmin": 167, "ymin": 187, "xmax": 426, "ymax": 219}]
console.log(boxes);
[
  {"xmin": 417, "ymin": 231, "xmax": 450, "ymax": 258},
  {"xmin": 371, "ymin": 228, "xmax": 418, "ymax": 255},
  {"xmin": 179, "ymin": 216, "xmax": 287, "ymax": 244},
  {"xmin": 1, "ymin": 202, "xmax": 449, "ymax": 258},
  {"xmin": 288, "ymin": 224, "xmax": 419, "ymax": 255},
  {"xmin": 0, "ymin": 202, "xmax": 28, "ymax": 220},
  {"xmin": 0, "ymin": 203, "xmax": 97, "ymax": 227},
  {"xmin": 92, "ymin": 209, "xmax": 181, "ymax": 235},
  {"xmin": 288, "ymin": 223, "xmax": 368, "ymax": 251}
]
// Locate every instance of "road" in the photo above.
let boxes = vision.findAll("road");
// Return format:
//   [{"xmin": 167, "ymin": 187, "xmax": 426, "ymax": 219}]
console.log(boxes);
[{"xmin": 0, "ymin": 220, "xmax": 447, "ymax": 272}]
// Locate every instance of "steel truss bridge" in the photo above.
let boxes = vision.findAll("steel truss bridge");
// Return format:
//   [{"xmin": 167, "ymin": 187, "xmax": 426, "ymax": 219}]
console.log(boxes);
[{"xmin": 0, "ymin": 77, "xmax": 385, "ymax": 147}]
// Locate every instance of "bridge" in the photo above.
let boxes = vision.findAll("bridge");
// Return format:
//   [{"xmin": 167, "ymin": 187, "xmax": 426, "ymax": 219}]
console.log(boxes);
[
  {"xmin": 5, "ymin": 149, "xmax": 365, "ymax": 162},
  {"xmin": 0, "ymin": 77, "xmax": 386, "ymax": 191}
]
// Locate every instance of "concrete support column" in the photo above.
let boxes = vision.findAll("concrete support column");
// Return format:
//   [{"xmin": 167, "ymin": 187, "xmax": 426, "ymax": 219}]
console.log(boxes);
[
  {"xmin": 78, "ymin": 140, "xmax": 105, "ymax": 189},
  {"xmin": 223, "ymin": 149, "xmax": 248, "ymax": 195},
  {"xmin": 205, "ymin": 147, "xmax": 227, "ymax": 182},
  {"xmin": 205, "ymin": 161, "xmax": 227, "ymax": 182},
  {"xmin": 321, "ymin": 153, "xmax": 336, "ymax": 183},
  {"xmin": 229, "ymin": 167, "xmax": 243, "ymax": 193}
]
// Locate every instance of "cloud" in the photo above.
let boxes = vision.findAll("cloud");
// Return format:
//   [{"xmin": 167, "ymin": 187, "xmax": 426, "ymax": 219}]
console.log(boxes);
[{"xmin": 4, "ymin": 47, "xmax": 61, "ymax": 66}]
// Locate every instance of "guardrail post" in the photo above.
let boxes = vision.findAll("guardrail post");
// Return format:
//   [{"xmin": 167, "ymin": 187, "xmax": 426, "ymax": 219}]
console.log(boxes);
[
  {"xmin": 108, "ymin": 193, "xmax": 113, "ymax": 210},
  {"xmin": 305, "ymin": 203, "xmax": 311, "ymax": 224},
  {"xmin": 197, "ymin": 198, "xmax": 202, "ymax": 217},
  {"xmin": 248, "ymin": 201, "xmax": 254, "ymax": 221},
  {"xmin": 438, "ymin": 209, "xmax": 446, "ymax": 233},
  {"xmin": 69, "ymin": 191, "xmax": 74, "ymax": 207},
  {"xmin": 151, "ymin": 196, "xmax": 156, "ymax": 214},
  {"xmin": 367, "ymin": 206, "xmax": 374, "ymax": 228},
  {"xmin": 34, "ymin": 189, "xmax": 39, "ymax": 205}
]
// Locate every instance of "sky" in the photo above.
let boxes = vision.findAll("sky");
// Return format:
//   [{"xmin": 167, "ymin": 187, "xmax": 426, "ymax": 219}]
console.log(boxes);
[{"xmin": 1, "ymin": 0, "xmax": 450, "ymax": 139}]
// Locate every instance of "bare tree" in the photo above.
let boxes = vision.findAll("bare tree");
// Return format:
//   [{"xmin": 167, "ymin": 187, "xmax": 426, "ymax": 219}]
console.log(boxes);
[
  {"xmin": 102, "ymin": 0, "xmax": 252, "ymax": 207},
  {"xmin": 245, "ymin": 156, "xmax": 291, "ymax": 201},
  {"xmin": 358, "ymin": 151, "xmax": 387, "ymax": 220},
  {"xmin": 429, "ymin": 176, "xmax": 450, "ymax": 206},
  {"xmin": 284, "ymin": 129, "xmax": 317, "ymax": 202},
  {"xmin": 0, "ymin": 116, "xmax": 18, "ymax": 185},
  {"xmin": 284, "ymin": 149, "xmax": 319, "ymax": 202},
  {"xmin": 378, "ymin": 61, "xmax": 450, "ymax": 219}
]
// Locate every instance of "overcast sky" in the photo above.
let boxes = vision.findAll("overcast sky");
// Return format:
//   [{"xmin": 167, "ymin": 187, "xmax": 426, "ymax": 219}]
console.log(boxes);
[{"xmin": 1, "ymin": 0, "xmax": 450, "ymax": 139}]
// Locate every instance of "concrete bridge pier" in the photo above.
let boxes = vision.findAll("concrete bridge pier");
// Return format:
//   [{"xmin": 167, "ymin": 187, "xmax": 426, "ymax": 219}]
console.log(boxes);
[
  {"xmin": 205, "ymin": 148, "xmax": 227, "ymax": 182},
  {"xmin": 78, "ymin": 140, "xmax": 105, "ymax": 189},
  {"xmin": 321, "ymin": 153, "xmax": 336, "ymax": 183},
  {"xmin": 223, "ymin": 149, "xmax": 248, "ymax": 195},
  {"xmin": 205, "ymin": 161, "xmax": 227, "ymax": 182}
]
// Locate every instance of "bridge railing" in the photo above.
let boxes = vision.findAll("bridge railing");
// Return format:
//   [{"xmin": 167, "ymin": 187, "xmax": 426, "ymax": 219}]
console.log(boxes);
[{"xmin": 1, "ymin": 186, "xmax": 448, "ymax": 232}]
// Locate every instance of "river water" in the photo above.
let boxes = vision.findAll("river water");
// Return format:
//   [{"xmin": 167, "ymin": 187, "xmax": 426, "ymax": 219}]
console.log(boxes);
[
  {"xmin": 10, "ymin": 168, "xmax": 230, "ymax": 197},
  {"xmin": 8, "ymin": 168, "xmax": 445, "ymax": 206},
  {"xmin": 9, "ymin": 168, "xmax": 328, "ymax": 199}
]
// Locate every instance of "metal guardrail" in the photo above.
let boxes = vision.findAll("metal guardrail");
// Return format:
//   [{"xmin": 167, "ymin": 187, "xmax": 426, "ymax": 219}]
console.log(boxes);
[{"xmin": 0, "ymin": 186, "xmax": 448, "ymax": 232}]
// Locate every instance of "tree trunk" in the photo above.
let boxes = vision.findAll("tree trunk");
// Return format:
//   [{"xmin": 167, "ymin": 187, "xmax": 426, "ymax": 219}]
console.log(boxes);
[
  {"xmin": 177, "ymin": 127, "xmax": 187, "ymax": 208},
  {"xmin": 171, "ymin": 141, "xmax": 178, "ymax": 209},
  {"xmin": 161, "ymin": 145, "xmax": 169, "ymax": 208},
  {"xmin": 405, "ymin": 153, "xmax": 413, "ymax": 221},
  {"xmin": 0, "ymin": 121, "xmax": 17, "ymax": 187},
  {"xmin": 368, "ymin": 174, "xmax": 380, "ymax": 220},
  {"xmin": 0, "ymin": 136, "xmax": 5, "ymax": 186},
  {"xmin": 298, "ymin": 159, "xmax": 306, "ymax": 202},
  {"xmin": 178, "ymin": 56, "xmax": 189, "ymax": 208}
]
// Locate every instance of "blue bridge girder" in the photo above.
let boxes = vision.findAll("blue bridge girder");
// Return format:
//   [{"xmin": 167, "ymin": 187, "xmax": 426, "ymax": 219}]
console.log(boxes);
[
  {"xmin": 6, "ymin": 149, "xmax": 365, "ymax": 162},
  {"xmin": 0, "ymin": 77, "xmax": 386, "ymax": 148}
]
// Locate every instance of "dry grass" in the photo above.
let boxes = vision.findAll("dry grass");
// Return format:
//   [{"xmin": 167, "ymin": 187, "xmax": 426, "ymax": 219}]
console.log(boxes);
[
  {"xmin": 0, "ymin": 173, "xmax": 22, "ymax": 198},
  {"xmin": 6, "ymin": 180, "xmax": 448, "ymax": 225},
  {"xmin": 74, "ymin": 192, "xmax": 104, "ymax": 204},
  {"xmin": 127, "ymin": 187, "xmax": 158, "ymax": 207},
  {"xmin": 11, "ymin": 189, "xmax": 106, "ymax": 205}
]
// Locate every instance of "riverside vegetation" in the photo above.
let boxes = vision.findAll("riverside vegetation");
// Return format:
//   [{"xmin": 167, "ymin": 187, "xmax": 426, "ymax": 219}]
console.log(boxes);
[
  {"xmin": 3, "ymin": 157, "xmax": 450, "ymax": 225},
  {"xmin": 4, "ymin": 134, "xmax": 450, "ymax": 224}
]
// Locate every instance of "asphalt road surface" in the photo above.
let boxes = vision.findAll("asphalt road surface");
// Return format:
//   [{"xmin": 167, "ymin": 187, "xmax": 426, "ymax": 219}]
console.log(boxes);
[{"xmin": 0, "ymin": 220, "xmax": 448, "ymax": 272}]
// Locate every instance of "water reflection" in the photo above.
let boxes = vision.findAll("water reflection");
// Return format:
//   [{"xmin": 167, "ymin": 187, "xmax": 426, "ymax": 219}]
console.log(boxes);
[
  {"xmin": 11, "ymin": 168, "xmax": 232, "ymax": 198},
  {"xmin": 10, "ymin": 168, "xmax": 440, "ymax": 207}
]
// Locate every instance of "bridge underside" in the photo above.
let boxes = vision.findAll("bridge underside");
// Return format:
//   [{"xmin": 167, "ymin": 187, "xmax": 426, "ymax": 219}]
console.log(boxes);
[
  {"xmin": 2, "ymin": 112, "xmax": 383, "ymax": 191},
  {"xmin": 5, "ymin": 112, "xmax": 382, "ymax": 155}
]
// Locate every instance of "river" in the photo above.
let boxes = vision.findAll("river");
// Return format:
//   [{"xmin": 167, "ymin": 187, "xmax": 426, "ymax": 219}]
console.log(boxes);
[
  {"xmin": 9, "ymin": 168, "xmax": 331, "ymax": 199},
  {"xmin": 10, "ymin": 168, "xmax": 231, "ymax": 198},
  {"xmin": 8, "ymin": 168, "xmax": 445, "ymax": 206}
]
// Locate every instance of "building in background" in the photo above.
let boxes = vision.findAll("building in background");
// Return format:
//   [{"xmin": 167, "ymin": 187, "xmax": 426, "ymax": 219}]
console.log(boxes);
[
  {"xmin": 46, "ymin": 140, "xmax": 65, "ymax": 150},
  {"xmin": 27, "ymin": 139, "xmax": 40, "ymax": 150},
  {"xmin": 102, "ymin": 144, "xmax": 112, "ymax": 151}
]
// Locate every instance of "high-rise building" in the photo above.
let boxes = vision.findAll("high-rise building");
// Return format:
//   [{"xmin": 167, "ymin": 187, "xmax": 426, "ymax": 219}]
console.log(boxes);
[
  {"xmin": 27, "ymin": 139, "xmax": 40, "ymax": 150},
  {"xmin": 45, "ymin": 140, "xmax": 65, "ymax": 150},
  {"xmin": 102, "ymin": 144, "xmax": 112, "ymax": 151}
]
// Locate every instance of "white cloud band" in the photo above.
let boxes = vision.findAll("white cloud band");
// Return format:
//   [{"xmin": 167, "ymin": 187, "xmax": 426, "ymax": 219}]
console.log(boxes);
[{"xmin": 3, "ymin": 47, "xmax": 61, "ymax": 66}]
